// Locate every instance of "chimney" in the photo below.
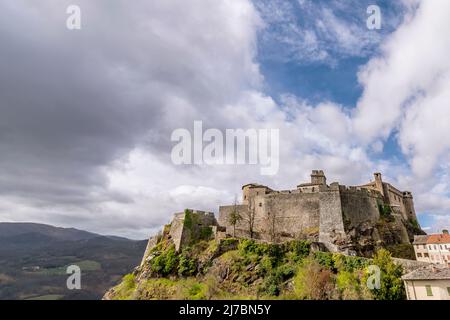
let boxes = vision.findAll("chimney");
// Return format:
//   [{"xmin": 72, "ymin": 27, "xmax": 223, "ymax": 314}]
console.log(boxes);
[{"xmin": 443, "ymin": 229, "xmax": 449, "ymax": 235}]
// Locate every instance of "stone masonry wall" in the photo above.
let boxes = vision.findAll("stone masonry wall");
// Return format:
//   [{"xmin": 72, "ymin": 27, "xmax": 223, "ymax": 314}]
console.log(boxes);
[
  {"xmin": 340, "ymin": 187, "xmax": 382, "ymax": 229},
  {"xmin": 262, "ymin": 192, "xmax": 320, "ymax": 240},
  {"xmin": 219, "ymin": 193, "xmax": 320, "ymax": 241},
  {"xmin": 318, "ymin": 184, "xmax": 346, "ymax": 251}
]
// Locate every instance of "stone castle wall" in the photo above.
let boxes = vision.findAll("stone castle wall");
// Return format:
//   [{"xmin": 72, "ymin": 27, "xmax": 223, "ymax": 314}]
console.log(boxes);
[
  {"xmin": 155, "ymin": 171, "xmax": 422, "ymax": 254},
  {"xmin": 219, "ymin": 183, "xmax": 389, "ymax": 246},
  {"xmin": 219, "ymin": 192, "xmax": 320, "ymax": 241},
  {"xmin": 318, "ymin": 184, "xmax": 346, "ymax": 251},
  {"xmin": 218, "ymin": 171, "xmax": 422, "ymax": 253},
  {"xmin": 169, "ymin": 210, "xmax": 217, "ymax": 251},
  {"xmin": 339, "ymin": 186, "xmax": 382, "ymax": 229}
]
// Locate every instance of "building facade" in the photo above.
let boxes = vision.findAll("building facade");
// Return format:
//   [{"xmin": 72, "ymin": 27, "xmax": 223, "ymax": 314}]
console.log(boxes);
[
  {"xmin": 402, "ymin": 265, "xmax": 450, "ymax": 300},
  {"xmin": 413, "ymin": 235, "xmax": 430, "ymax": 263},
  {"xmin": 413, "ymin": 231, "xmax": 450, "ymax": 266}
]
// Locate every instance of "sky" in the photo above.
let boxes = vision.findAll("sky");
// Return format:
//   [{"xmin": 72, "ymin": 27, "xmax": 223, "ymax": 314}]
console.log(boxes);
[{"xmin": 0, "ymin": 0, "xmax": 449, "ymax": 239}]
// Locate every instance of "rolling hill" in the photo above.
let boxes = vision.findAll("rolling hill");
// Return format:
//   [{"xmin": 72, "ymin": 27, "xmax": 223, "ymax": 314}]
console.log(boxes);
[{"xmin": 0, "ymin": 222, "xmax": 147, "ymax": 300}]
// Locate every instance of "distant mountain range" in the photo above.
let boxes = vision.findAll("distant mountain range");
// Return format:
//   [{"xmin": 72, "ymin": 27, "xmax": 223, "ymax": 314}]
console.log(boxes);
[{"xmin": 0, "ymin": 222, "xmax": 147, "ymax": 300}]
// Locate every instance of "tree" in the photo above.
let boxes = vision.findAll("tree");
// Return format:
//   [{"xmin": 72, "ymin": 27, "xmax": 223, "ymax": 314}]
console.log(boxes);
[
  {"xmin": 244, "ymin": 199, "xmax": 257, "ymax": 239},
  {"xmin": 294, "ymin": 257, "xmax": 335, "ymax": 300},
  {"xmin": 267, "ymin": 210, "xmax": 278, "ymax": 243},
  {"xmin": 227, "ymin": 195, "xmax": 242, "ymax": 237},
  {"xmin": 365, "ymin": 249, "xmax": 405, "ymax": 300}
]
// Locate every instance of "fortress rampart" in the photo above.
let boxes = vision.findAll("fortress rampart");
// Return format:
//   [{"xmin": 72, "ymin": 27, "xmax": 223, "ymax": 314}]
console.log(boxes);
[
  {"xmin": 218, "ymin": 171, "xmax": 421, "ymax": 255},
  {"xmin": 144, "ymin": 171, "xmax": 424, "ymax": 257}
]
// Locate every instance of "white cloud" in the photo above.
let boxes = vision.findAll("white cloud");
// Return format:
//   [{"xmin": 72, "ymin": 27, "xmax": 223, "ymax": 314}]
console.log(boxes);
[
  {"xmin": 254, "ymin": 0, "xmax": 402, "ymax": 65},
  {"xmin": 351, "ymin": 0, "xmax": 450, "ymax": 230},
  {"xmin": 1, "ymin": 0, "xmax": 450, "ymax": 238}
]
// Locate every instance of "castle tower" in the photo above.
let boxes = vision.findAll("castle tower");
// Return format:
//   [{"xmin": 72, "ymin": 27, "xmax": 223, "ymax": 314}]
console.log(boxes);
[
  {"xmin": 374, "ymin": 172, "xmax": 384, "ymax": 197},
  {"xmin": 242, "ymin": 184, "xmax": 253, "ymax": 205},
  {"xmin": 403, "ymin": 191, "xmax": 417, "ymax": 221},
  {"xmin": 311, "ymin": 170, "xmax": 327, "ymax": 185}
]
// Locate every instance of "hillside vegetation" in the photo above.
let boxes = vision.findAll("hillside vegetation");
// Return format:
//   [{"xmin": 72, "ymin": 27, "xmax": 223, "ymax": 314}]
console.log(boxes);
[{"xmin": 105, "ymin": 236, "xmax": 405, "ymax": 300}]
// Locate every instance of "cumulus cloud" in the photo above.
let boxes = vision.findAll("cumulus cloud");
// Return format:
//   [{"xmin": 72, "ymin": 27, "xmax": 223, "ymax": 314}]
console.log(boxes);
[
  {"xmin": 0, "ymin": 0, "xmax": 263, "ymax": 238},
  {"xmin": 353, "ymin": 0, "xmax": 450, "ymax": 176}
]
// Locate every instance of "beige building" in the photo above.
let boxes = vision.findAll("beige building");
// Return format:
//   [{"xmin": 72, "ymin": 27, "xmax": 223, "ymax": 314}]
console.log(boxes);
[
  {"xmin": 413, "ymin": 235, "xmax": 431, "ymax": 263},
  {"xmin": 413, "ymin": 231, "xmax": 450, "ymax": 266},
  {"xmin": 402, "ymin": 265, "xmax": 450, "ymax": 300},
  {"xmin": 427, "ymin": 233, "xmax": 450, "ymax": 266}
]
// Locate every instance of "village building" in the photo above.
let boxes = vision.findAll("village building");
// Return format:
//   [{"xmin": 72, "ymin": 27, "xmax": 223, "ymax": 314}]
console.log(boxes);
[
  {"xmin": 413, "ymin": 231, "xmax": 450, "ymax": 266},
  {"xmin": 402, "ymin": 265, "xmax": 450, "ymax": 300}
]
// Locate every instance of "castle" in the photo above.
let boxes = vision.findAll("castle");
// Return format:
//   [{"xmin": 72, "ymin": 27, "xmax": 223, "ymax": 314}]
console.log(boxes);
[
  {"xmin": 142, "ymin": 171, "xmax": 424, "ymax": 261},
  {"xmin": 219, "ymin": 170, "xmax": 419, "ymax": 254}
]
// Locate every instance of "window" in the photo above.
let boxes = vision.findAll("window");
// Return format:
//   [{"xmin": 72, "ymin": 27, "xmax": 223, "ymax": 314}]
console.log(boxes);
[
  {"xmin": 426, "ymin": 285, "xmax": 433, "ymax": 296},
  {"xmin": 417, "ymin": 253, "xmax": 422, "ymax": 257},
  {"xmin": 424, "ymin": 253, "xmax": 429, "ymax": 257},
  {"xmin": 434, "ymin": 245, "xmax": 437, "ymax": 250},
  {"xmin": 423, "ymin": 245, "xmax": 426, "ymax": 249},
  {"xmin": 440, "ymin": 245, "xmax": 443, "ymax": 250},
  {"xmin": 258, "ymin": 202, "xmax": 262, "ymax": 207}
]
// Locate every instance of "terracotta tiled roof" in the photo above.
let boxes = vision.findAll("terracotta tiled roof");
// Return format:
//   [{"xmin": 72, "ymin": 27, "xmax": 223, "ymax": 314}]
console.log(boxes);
[{"xmin": 426, "ymin": 234, "xmax": 450, "ymax": 244}]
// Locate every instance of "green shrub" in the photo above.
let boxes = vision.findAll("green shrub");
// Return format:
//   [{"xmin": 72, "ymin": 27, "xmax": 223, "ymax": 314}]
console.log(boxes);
[
  {"xmin": 151, "ymin": 245, "xmax": 179, "ymax": 276},
  {"xmin": 261, "ymin": 275, "xmax": 280, "ymax": 296},
  {"xmin": 186, "ymin": 282, "xmax": 207, "ymax": 300},
  {"xmin": 114, "ymin": 274, "xmax": 136, "ymax": 300},
  {"xmin": 378, "ymin": 203, "xmax": 392, "ymax": 218},
  {"xmin": 163, "ymin": 246, "xmax": 178, "ymax": 274},
  {"xmin": 122, "ymin": 274, "xmax": 136, "ymax": 291},
  {"xmin": 183, "ymin": 209, "xmax": 195, "ymax": 229},
  {"xmin": 259, "ymin": 255, "xmax": 273, "ymax": 274},
  {"xmin": 314, "ymin": 252, "xmax": 335, "ymax": 269},
  {"xmin": 283, "ymin": 240, "xmax": 310, "ymax": 262},
  {"xmin": 335, "ymin": 270, "xmax": 364, "ymax": 300},
  {"xmin": 238, "ymin": 239, "xmax": 263, "ymax": 255},
  {"xmin": 151, "ymin": 254, "xmax": 166, "ymax": 274},
  {"xmin": 178, "ymin": 254, "xmax": 197, "ymax": 276},
  {"xmin": 199, "ymin": 226, "xmax": 213, "ymax": 240},
  {"xmin": 333, "ymin": 254, "xmax": 369, "ymax": 272},
  {"xmin": 275, "ymin": 263, "xmax": 296, "ymax": 281}
]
